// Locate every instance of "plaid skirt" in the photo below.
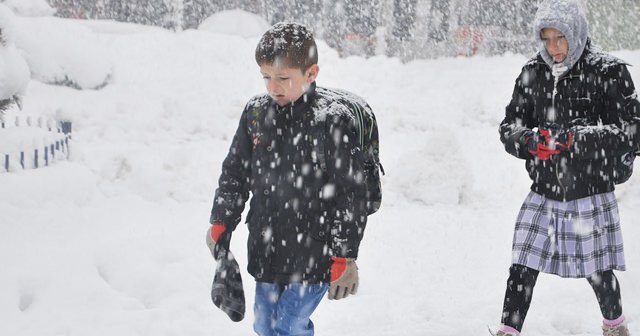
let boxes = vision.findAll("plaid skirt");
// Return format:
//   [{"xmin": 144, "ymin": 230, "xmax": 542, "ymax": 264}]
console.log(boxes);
[{"xmin": 511, "ymin": 191, "xmax": 626, "ymax": 278}]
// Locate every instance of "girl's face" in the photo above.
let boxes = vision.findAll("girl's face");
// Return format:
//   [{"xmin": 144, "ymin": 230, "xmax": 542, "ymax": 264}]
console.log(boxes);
[{"xmin": 541, "ymin": 28, "xmax": 568, "ymax": 63}]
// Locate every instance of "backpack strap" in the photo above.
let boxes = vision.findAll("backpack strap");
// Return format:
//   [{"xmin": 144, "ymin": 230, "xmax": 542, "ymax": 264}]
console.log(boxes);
[
  {"xmin": 311, "ymin": 118, "xmax": 327, "ymax": 171},
  {"xmin": 351, "ymin": 102, "xmax": 366, "ymax": 148},
  {"xmin": 347, "ymin": 100, "xmax": 378, "ymax": 152},
  {"xmin": 246, "ymin": 105, "xmax": 260, "ymax": 137}
]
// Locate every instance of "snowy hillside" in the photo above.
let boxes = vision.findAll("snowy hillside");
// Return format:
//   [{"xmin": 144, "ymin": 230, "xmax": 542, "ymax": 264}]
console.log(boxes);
[{"xmin": 1, "ymin": 10, "xmax": 640, "ymax": 336}]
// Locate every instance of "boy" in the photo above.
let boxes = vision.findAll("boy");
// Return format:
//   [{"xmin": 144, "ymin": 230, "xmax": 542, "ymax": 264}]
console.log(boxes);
[{"xmin": 207, "ymin": 22, "xmax": 378, "ymax": 336}]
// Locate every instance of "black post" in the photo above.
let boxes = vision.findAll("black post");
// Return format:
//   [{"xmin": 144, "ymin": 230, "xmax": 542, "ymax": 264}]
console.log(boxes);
[
  {"xmin": 4, "ymin": 154, "xmax": 8, "ymax": 172},
  {"xmin": 20, "ymin": 151, "xmax": 24, "ymax": 169},
  {"xmin": 44, "ymin": 146, "xmax": 49, "ymax": 166},
  {"xmin": 34, "ymin": 149, "xmax": 38, "ymax": 168},
  {"xmin": 61, "ymin": 121, "xmax": 72, "ymax": 137}
]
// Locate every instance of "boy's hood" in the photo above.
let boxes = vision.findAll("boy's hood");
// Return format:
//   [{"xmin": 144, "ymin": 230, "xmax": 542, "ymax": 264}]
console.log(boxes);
[{"xmin": 533, "ymin": 0, "xmax": 589, "ymax": 71}]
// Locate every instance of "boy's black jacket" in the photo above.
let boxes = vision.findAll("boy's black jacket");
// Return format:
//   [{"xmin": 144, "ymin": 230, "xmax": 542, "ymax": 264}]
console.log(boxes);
[
  {"xmin": 500, "ymin": 41, "xmax": 640, "ymax": 201},
  {"xmin": 210, "ymin": 82, "xmax": 369, "ymax": 284}
]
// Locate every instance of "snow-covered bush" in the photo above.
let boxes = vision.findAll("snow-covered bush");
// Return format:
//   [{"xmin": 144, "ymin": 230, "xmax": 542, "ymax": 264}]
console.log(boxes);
[
  {"xmin": 0, "ymin": 5, "xmax": 30, "ymax": 112},
  {"xmin": 0, "ymin": 43, "xmax": 29, "ymax": 112},
  {"xmin": 0, "ymin": 3, "xmax": 112, "ymax": 90},
  {"xmin": 198, "ymin": 9, "xmax": 270, "ymax": 38}
]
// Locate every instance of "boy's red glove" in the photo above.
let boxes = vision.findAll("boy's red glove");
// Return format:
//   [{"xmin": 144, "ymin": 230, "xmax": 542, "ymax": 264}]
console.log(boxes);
[
  {"xmin": 328, "ymin": 257, "xmax": 359, "ymax": 300},
  {"xmin": 206, "ymin": 223, "xmax": 229, "ymax": 260}
]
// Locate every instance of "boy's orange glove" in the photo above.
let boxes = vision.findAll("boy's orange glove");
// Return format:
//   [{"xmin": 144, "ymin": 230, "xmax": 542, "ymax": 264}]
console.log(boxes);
[
  {"xmin": 206, "ymin": 223, "xmax": 229, "ymax": 260},
  {"xmin": 328, "ymin": 257, "xmax": 359, "ymax": 300}
]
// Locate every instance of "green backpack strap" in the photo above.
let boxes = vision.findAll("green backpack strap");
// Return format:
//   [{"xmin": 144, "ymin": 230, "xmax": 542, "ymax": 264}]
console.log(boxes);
[
  {"xmin": 350, "ymin": 100, "xmax": 368, "ymax": 149},
  {"xmin": 311, "ymin": 118, "xmax": 327, "ymax": 171},
  {"xmin": 246, "ymin": 105, "xmax": 262, "ymax": 137}
]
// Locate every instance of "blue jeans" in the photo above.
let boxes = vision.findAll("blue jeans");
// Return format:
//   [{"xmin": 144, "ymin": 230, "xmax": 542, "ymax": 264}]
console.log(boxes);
[{"xmin": 253, "ymin": 282, "xmax": 329, "ymax": 336}]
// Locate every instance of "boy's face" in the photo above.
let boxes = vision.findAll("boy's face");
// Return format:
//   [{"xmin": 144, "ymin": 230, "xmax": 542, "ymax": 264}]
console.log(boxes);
[{"xmin": 260, "ymin": 63, "xmax": 319, "ymax": 106}]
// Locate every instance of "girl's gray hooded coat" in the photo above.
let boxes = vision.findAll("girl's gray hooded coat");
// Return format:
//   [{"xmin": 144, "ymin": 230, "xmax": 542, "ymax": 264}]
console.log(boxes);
[
  {"xmin": 499, "ymin": 0, "xmax": 640, "ymax": 201},
  {"xmin": 533, "ymin": 0, "xmax": 589, "ymax": 72}
]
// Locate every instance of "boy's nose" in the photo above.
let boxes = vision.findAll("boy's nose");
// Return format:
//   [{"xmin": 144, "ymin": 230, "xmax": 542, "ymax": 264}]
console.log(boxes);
[{"xmin": 266, "ymin": 80, "xmax": 280, "ymax": 94}]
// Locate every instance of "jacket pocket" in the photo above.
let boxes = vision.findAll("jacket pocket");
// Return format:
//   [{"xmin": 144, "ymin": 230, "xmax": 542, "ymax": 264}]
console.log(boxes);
[
  {"xmin": 245, "ymin": 209, "xmax": 270, "ymax": 240},
  {"xmin": 309, "ymin": 224, "xmax": 330, "ymax": 243},
  {"xmin": 307, "ymin": 211, "xmax": 331, "ymax": 243},
  {"xmin": 566, "ymin": 96, "xmax": 596, "ymax": 120}
]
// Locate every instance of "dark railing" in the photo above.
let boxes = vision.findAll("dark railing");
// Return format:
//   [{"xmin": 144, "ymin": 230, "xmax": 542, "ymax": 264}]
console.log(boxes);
[{"xmin": 1, "ymin": 118, "xmax": 72, "ymax": 172}]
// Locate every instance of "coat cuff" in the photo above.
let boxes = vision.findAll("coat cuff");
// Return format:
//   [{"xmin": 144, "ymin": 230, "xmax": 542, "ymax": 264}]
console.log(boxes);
[{"xmin": 331, "ymin": 236, "xmax": 360, "ymax": 259}]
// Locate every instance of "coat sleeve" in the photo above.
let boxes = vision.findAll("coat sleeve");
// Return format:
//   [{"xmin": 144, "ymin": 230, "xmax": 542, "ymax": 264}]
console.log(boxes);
[
  {"xmin": 323, "ymin": 110, "xmax": 368, "ymax": 259},
  {"xmin": 209, "ymin": 104, "xmax": 252, "ymax": 232},
  {"xmin": 499, "ymin": 66, "xmax": 538, "ymax": 159},
  {"xmin": 571, "ymin": 64, "xmax": 640, "ymax": 159}
]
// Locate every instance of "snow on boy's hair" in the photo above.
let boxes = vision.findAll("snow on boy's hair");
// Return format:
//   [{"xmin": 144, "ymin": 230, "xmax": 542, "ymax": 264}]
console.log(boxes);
[{"xmin": 255, "ymin": 22, "xmax": 318, "ymax": 71}]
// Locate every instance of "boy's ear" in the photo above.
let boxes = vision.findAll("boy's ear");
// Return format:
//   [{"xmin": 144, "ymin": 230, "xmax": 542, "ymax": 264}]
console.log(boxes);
[{"xmin": 306, "ymin": 64, "xmax": 320, "ymax": 83}]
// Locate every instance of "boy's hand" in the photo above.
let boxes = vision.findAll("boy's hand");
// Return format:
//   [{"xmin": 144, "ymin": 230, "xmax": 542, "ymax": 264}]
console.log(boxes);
[
  {"xmin": 328, "ymin": 257, "xmax": 358, "ymax": 300},
  {"xmin": 206, "ymin": 223, "xmax": 229, "ymax": 260}
]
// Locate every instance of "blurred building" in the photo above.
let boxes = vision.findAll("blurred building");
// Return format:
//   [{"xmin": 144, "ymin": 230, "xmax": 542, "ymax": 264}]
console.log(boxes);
[{"xmin": 45, "ymin": 0, "xmax": 640, "ymax": 60}]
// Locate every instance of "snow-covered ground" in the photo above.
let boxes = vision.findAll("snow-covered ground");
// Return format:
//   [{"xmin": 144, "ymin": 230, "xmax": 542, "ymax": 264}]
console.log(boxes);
[{"xmin": 2, "ymin": 10, "xmax": 640, "ymax": 336}]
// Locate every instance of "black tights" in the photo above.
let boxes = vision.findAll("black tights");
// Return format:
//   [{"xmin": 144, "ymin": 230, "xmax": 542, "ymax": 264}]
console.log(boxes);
[{"xmin": 501, "ymin": 265, "xmax": 622, "ymax": 332}]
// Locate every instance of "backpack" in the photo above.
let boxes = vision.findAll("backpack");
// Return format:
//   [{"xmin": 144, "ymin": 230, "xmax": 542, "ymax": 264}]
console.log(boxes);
[
  {"xmin": 245, "ymin": 89, "xmax": 383, "ymax": 216},
  {"xmin": 310, "ymin": 88, "xmax": 383, "ymax": 215}
]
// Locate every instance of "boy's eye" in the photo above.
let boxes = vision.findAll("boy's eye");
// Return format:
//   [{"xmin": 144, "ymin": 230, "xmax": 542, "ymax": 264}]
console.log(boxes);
[{"xmin": 278, "ymin": 77, "xmax": 290, "ymax": 81}]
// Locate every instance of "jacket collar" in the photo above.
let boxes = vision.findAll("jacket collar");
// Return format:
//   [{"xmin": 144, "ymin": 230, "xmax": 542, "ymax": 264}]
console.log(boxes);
[{"xmin": 273, "ymin": 82, "xmax": 317, "ymax": 116}]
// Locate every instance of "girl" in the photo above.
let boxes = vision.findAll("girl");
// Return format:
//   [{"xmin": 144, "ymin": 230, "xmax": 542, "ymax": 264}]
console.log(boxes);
[{"xmin": 496, "ymin": 0, "xmax": 640, "ymax": 335}]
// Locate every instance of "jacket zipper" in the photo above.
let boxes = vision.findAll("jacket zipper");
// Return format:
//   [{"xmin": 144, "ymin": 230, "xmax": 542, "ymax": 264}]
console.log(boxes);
[{"xmin": 551, "ymin": 73, "xmax": 573, "ymax": 196}]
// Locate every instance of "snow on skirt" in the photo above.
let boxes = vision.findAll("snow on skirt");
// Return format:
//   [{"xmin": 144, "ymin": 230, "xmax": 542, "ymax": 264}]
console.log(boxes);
[{"xmin": 511, "ymin": 191, "xmax": 625, "ymax": 278}]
